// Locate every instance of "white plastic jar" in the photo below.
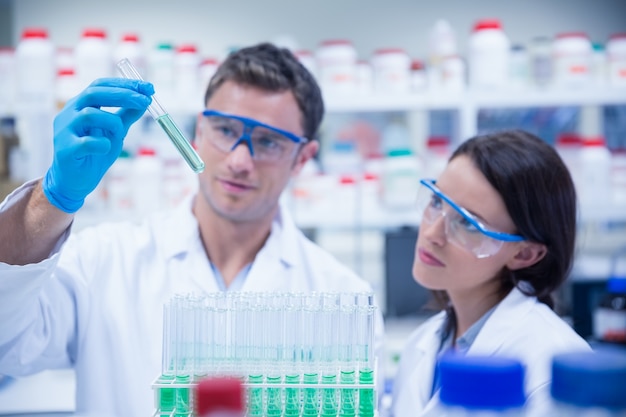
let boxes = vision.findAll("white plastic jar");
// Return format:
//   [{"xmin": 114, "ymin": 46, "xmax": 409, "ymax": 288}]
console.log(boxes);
[
  {"xmin": 55, "ymin": 68, "xmax": 80, "ymax": 110},
  {"xmin": 440, "ymin": 55, "xmax": 466, "ymax": 91},
  {"xmin": 371, "ymin": 48, "xmax": 411, "ymax": 94},
  {"xmin": 148, "ymin": 43, "xmax": 176, "ymax": 105},
  {"xmin": 606, "ymin": 33, "xmax": 626, "ymax": 87},
  {"xmin": 428, "ymin": 19, "xmax": 458, "ymax": 90},
  {"xmin": 410, "ymin": 59, "xmax": 427, "ymax": 92},
  {"xmin": 131, "ymin": 146, "xmax": 163, "ymax": 217},
  {"xmin": 113, "ymin": 32, "xmax": 146, "ymax": 78},
  {"xmin": 199, "ymin": 57, "xmax": 219, "ymax": 94},
  {"xmin": 74, "ymin": 28, "xmax": 112, "ymax": 90},
  {"xmin": 552, "ymin": 32, "xmax": 592, "ymax": 87},
  {"xmin": 424, "ymin": 136, "xmax": 451, "ymax": 179},
  {"xmin": 14, "ymin": 27, "xmax": 55, "ymax": 110},
  {"xmin": 174, "ymin": 44, "xmax": 201, "ymax": 113},
  {"xmin": 105, "ymin": 149, "xmax": 134, "ymax": 217},
  {"xmin": 578, "ymin": 136, "xmax": 612, "ymax": 208},
  {"xmin": 382, "ymin": 148, "xmax": 422, "ymax": 209},
  {"xmin": 315, "ymin": 39, "xmax": 357, "ymax": 95},
  {"xmin": 468, "ymin": 18, "xmax": 510, "ymax": 90}
]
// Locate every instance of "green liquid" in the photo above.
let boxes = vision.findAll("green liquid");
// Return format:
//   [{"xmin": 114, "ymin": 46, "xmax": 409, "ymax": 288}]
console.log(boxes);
[
  {"xmin": 174, "ymin": 375, "xmax": 190, "ymax": 416},
  {"xmin": 266, "ymin": 375, "xmax": 283, "ymax": 417},
  {"xmin": 248, "ymin": 374, "xmax": 264, "ymax": 417},
  {"xmin": 158, "ymin": 374, "xmax": 176, "ymax": 413},
  {"xmin": 340, "ymin": 370, "xmax": 356, "ymax": 417},
  {"xmin": 358, "ymin": 368, "xmax": 375, "ymax": 417},
  {"xmin": 321, "ymin": 374, "xmax": 338, "ymax": 417},
  {"xmin": 303, "ymin": 373, "xmax": 319, "ymax": 417},
  {"xmin": 156, "ymin": 114, "xmax": 205, "ymax": 173},
  {"xmin": 285, "ymin": 374, "xmax": 302, "ymax": 417}
]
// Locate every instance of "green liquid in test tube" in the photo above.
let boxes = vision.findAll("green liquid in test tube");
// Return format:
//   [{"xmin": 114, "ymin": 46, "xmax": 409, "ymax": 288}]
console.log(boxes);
[
  {"xmin": 340, "ymin": 370, "xmax": 356, "ymax": 417},
  {"xmin": 266, "ymin": 375, "xmax": 282, "ymax": 417},
  {"xmin": 284, "ymin": 374, "xmax": 301, "ymax": 417},
  {"xmin": 115, "ymin": 58, "xmax": 205, "ymax": 174},
  {"xmin": 158, "ymin": 374, "xmax": 175, "ymax": 415},
  {"xmin": 303, "ymin": 372, "xmax": 320, "ymax": 417},
  {"xmin": 321, "ymin": 374, "xmax": 338, "ymax": 417},
  {"xmin": 247, "ymin": 374, "xmax": 264, "ymax": 417},
  {"xmin": 358, "ymin": 369, "xmax": 374, "ymax": 417},
  {"xmin": 174, "ymin": 374, "xmax": 190, "ymax": 416}
]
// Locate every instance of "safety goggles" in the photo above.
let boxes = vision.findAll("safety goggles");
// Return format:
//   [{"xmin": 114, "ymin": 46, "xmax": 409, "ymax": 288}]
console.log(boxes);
[
  {"xmin": 200, "ymin": 110, "xmax": 309, "ymax": 162},
  {"xmin": 416, "ymin": 179, "xmax": 525, "ymax": 259}
]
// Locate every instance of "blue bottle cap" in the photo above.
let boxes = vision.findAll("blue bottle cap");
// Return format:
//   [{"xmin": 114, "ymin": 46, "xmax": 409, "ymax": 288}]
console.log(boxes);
[
  {"xmin": 607, "ymin": 277, "xmax": 626, "ymax": 294},
  {"xmin": 438, "ymin": 353, "xmax": 526, "ymax": 410},
  {"xmin": 551, "ymin": 350, "xmax": 626, "ymax": 409}
]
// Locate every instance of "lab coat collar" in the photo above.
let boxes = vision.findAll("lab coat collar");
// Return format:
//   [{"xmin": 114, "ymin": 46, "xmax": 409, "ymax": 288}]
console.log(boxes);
[
  {"xmin": 159, "ymin": 194, "xmax": 300, "ymax": 269},
  {"xmin": 467, "ymin": 287, "xmax": 536, "ymax": 356}
]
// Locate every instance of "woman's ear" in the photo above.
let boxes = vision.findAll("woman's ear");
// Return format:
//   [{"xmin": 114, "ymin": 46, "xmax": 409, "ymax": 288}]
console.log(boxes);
[{"xmin": 507, "ymin": 242, "xmax": 547, "ymax": 271}]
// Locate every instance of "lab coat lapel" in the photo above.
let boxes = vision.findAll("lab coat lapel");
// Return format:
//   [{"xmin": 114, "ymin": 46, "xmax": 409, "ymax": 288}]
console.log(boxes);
[
  {"xmin": 397, "ymin": 319, "xmax": 443, "ymax": 414},
  {"xmin": 467, "ymin": 288, "xmax": 535, "ymax": 356},
  {"xmin": 244, "ymin": 247, "xmax": 289, "ymax": 292}
]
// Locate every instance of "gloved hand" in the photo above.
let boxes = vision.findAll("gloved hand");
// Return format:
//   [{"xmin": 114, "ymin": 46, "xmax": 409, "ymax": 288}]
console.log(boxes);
[{"xmin": 43, "ymin": 78, "xmax": 154, "ymax": 213}]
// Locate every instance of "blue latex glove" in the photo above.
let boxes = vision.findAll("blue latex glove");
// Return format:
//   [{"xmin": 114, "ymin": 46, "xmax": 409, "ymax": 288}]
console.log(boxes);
[{"xmin": 43, "ymin": 78, "xmax": 154, "ymax": 213}]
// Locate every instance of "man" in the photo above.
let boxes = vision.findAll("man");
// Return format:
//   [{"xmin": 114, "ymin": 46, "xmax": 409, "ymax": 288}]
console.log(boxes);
[{"xmin": 0, "ymin": 43, "xmax": 384, "ymax": 417}]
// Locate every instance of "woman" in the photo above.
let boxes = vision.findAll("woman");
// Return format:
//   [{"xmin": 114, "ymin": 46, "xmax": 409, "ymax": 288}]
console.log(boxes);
[{"xmin": 391, "ymin": 129, "xmax": 591, "ymax": 417}]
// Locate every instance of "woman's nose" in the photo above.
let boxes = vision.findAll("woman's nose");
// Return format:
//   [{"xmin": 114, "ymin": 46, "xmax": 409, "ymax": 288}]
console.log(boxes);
[{"xmin": 421, "ymin": 212, "xmax": 448, "ymax": 247}]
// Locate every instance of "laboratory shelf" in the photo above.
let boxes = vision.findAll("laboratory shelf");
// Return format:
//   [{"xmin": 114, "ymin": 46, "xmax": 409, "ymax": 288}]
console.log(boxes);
[
  {"xmin": 471, "ymin": 87, "xmax": 626, "ymax": 109},
  {"xmin": 324, "ymin": 87, "xmax": 626, "ymax": 113}
]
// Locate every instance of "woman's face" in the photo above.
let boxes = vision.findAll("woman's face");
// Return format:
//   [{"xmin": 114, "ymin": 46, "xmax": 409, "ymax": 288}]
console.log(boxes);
[{"xmin": 412, "ymin": 155, "xmax": 522, "ymax": 298}]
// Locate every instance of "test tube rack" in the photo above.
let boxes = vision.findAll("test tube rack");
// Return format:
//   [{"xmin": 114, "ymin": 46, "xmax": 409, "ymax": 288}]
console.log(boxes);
[
  {"xmin": 154, "ymin": 291, "xmax": 378, "ymax": 417},
  {"xmin": 152, "ymin": 366, "xmax": 378, "ymax": 417}
]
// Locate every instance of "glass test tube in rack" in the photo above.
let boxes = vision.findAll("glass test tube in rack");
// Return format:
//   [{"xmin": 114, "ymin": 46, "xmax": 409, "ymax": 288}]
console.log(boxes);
[{"xmin": 155, "ymin": 291, "xmax": 378, "ymax": 417}]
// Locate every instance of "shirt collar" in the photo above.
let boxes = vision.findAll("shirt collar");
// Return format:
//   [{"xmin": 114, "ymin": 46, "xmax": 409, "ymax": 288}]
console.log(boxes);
[{"xmin": 159, "ymin": 194, "xmax": 300, "ymax": 268}]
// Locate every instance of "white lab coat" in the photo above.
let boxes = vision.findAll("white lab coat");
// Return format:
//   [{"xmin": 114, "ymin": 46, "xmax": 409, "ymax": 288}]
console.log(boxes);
[
  {"xmin": 0, "ymin": 181, "xmax": 385, "ymax": 417},
  {"xmin": 391, "ymin": 287, "xmax": 591, "ymax": 417}
]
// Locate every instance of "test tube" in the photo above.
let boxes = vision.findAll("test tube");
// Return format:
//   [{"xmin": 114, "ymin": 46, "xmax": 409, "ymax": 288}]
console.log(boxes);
[{"xmin": 115, "ymin": 58, "xmax": 205, "ymax": 174}]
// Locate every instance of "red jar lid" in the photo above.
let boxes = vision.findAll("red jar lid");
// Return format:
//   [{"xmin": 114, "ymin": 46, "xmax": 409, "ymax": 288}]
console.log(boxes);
[
  {"xmin": 473, "ymin": 19, "xmax": 502, "ymax": 31},
  {"xmin": 22, "ymin": 28, "xmax": 48, "ymax": 39},
  {"xmin": 82, "ymin": 28, "xmax": 107, "ymax": 38}
]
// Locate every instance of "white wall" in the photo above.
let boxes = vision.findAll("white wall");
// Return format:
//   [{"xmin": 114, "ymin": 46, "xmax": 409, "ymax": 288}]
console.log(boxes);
[{"xmin": 8, "ymin": 0, "xmax": 626, "ymax": 60}]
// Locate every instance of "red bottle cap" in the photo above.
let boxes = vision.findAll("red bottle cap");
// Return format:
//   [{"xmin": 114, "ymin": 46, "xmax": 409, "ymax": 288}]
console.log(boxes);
[
  {"xmin": 195, "ymin": 377, "xmax": 244, "ymax": 416},
  {"xmin": 22, "ymin": 28, "xmax": 48, "ymax": 39},
  {"xmin": 82, "ymin": 28, "xmax": 107, "ymax": 38},
  {"xmin": 473, "ymin": 19, "xmax": 502, "ymax": 31}
]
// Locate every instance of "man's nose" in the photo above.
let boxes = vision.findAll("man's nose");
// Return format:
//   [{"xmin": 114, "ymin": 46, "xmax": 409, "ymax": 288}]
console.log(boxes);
[{"xmin": 226, "ymin": 137, "xmax": 255, "ymax": 171}]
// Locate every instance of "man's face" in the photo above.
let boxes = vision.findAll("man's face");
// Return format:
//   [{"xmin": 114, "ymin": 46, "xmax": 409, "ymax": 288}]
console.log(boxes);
[{"xmin": 194, "ymin": 80, "xmax": 318, "ymax": 224}]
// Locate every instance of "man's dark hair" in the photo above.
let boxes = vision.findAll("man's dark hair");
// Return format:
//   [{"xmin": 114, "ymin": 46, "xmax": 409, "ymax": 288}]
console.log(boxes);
[{"xmin": 204, "ymin": 43, "xmax": 324, "ymax": 141}]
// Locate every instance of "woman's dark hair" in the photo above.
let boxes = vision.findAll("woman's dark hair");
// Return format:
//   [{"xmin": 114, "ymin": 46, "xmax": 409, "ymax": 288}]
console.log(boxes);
[
  {"xmin": 203, "ymin": 42, "xmax": 324, "ymax": 141},
  {"xmin": 433, "ymin": 129, "xmax": 578, "ymax": 325}
]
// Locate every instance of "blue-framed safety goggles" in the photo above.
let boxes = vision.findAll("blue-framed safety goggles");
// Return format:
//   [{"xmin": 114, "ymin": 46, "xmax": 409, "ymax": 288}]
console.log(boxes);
[
  {"xmin": 200, "ymin": 110, "xmax": 308, "ymax": 162},
  {"xmin": 417, "ymin": 179, "xmax": 525, "ymax": 258}
]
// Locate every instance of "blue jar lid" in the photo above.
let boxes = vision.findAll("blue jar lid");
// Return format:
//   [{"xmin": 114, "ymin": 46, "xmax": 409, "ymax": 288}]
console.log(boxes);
[
  {"xmin": 607, "ymin": 277, "xmax": 626, "ymax": 294},
  {"xmin": 438, "ymin": 353, "xmax": 526, "ymax": 410},
  {"xmin": 551, "ymin": 350, "xmax": 626, "ymax": 409}
]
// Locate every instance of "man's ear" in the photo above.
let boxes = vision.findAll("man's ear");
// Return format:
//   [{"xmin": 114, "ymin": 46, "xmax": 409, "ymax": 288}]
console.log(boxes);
[
  {"xmin": 507, "ymin": 242, "xmax": 547, "ymax": 271},
  {"xmin": 292, "ymin": 140, "xmax": 319, "ymax": 175}
]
